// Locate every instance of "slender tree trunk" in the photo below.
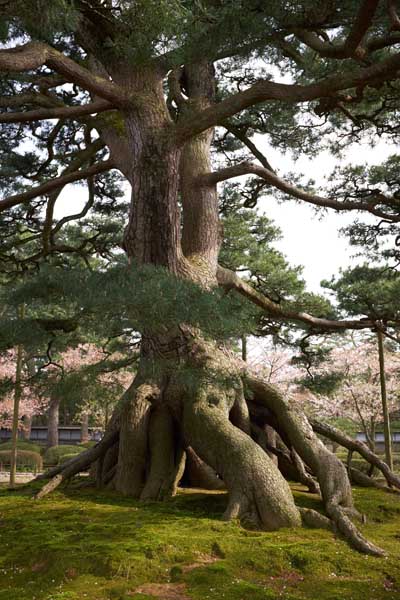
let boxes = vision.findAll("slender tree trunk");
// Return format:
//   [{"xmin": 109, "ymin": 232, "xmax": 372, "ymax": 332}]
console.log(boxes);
[
  {"xmin": 81, "ymin": 412, "xmax": 89, "ymax": 443},
  {"xmin": 9, "ymin": 305, "xmax": 24, "ymax": 488},
  {"xmin": 9, "ymin": 344, "xmax": 23, "ymax": 487},
  {"xmin": 21, "ymin": 357, "xmax": 35, "ymax": 440},
  {"xmin": 104, "ymin": 402, "xmax": 110, "ymax": 429},
  {"xmin": 47, "ymin": 396, "xmax": 60, "ymax": 448},
  {"xmin": 377, "ymin": 329, "xmax": 393, "ymax": 470},
  {"xmin": 370, "ymin": 418, "xmax": 376, "ymax": 453},
  {"xmin": 22, "ymin": 415, "xmax": 32, "ymax": 441}
]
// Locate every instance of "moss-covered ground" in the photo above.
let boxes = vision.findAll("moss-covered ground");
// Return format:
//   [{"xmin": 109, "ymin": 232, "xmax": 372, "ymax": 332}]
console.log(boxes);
[{"xmin": 0, "ymin": 482, "xmax": 399, "ymax": 600}]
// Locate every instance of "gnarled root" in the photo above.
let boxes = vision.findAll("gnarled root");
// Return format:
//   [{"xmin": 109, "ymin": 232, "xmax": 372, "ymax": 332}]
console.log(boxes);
[
  {"xmin": 140, "ymin": 405, "xmax": 185, "ymax": 500},
  {"xmin": 311, "ymin": 419, "xmax": 400, "ymax": 491},
  {"xmin": 245, "ymin": 376, "xmax": 385, "ymax": 556},
  {"xmin": 183, "ymin": 383, "xmax": 302, "ymax": 530},
  {"xmin": 34, "ymin": 380, "xmax": 156, "ymax": 499},
  {"xmin": 251, "ymin": 422, "xmax": 319, "ymax": 494},
  {"xmin": 184, "ymin": 447, "xmax": 225, "ymax": 490},
  {"xmin": 34, "ymin": 427, "xmax": 119, "ymax": 499}
]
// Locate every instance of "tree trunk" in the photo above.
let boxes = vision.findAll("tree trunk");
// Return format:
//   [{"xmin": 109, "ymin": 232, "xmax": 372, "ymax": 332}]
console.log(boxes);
[
  {"xmin": 9, "ymin": 331, "xmax": 23, "ymax": 488},
  {"xmin": 377, "ymin": 329, "xmax": 393, "ymax": 470},
  {"xmin": 81, "ymin": 413, "xmax": 89, "ymax": 444},
  {"xmin": 47, "ymin": 396, "xmax": 60, "ymax": 448},
  {"xmin": 32, "ymin": 60, "xmax": 384, "ymax": 556},
  {"xmin": 22, "ymin": 415, "xmax": 32, "ymax": 441}
]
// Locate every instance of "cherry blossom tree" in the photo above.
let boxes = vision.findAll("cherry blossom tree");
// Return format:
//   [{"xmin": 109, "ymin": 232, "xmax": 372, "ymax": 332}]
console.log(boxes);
[
  {"xmin": 297, "ymin": 340, "xmax": 400, "ymax": 453},
  {"xmin": 0, "ymin": 350, "xmax": 45, "ymax": 436},
  {"xmin": 42, "ymin": 344, "xmax": 133, "ymax": 446}
]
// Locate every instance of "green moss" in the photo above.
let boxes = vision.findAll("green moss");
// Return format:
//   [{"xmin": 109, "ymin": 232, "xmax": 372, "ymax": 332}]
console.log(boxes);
[{"xmin": 0, "ymin": 484, "xmax": 399, "ymax": 600}]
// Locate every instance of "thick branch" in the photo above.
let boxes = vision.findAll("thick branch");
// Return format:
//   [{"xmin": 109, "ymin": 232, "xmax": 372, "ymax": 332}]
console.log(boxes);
[
  {"xmin": 0, "ymin": 99, "xmax": 113, "ymax": 124},
  {"xmin": 0, "ymin": 159, "xmax": 114, "ymax": 212},
  {"xmin": 0, "ymin": 92, "xmax": 62, "ymax": 109},
  {"xmin": 216, "ymin": 265, "xmax": 395, "ymax": 333},
  {"xmin": 0, "ymin": 42, "xmax": 127, "ymax": 107},
  {"xmin": 294, "ymin": 0, "xmax": 380, "ymax": 59},
  {"xmin": 174, "ymin": 50, "xmax": 400, "ymax": 141},
  {"xmin": 198, "ymin": 161, "xmax": 400, "ymax": 222}
]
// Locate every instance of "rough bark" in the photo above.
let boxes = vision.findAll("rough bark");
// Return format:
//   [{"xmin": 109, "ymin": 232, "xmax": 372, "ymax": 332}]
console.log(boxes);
[
  {"xmin": 115, "ymin": 381, "xmax": 159, "ymax": 496},
  {"xmin": 184, "ymin": 447, "xmax": 224, "ymax": 491},
  {"xmin": 182, "ymin": 369, "xmax": 302, "ymax": 530},
  {"xmin": 140, "ymin": 405, "xmax": 183, "ymax": 500},
  {"xmin": 246, "ymin": 377, "xmax": 385, "ymax": 555}
]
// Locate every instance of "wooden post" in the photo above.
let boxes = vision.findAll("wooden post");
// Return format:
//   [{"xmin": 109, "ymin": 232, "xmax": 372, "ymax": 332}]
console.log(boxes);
[
  {"xmin": 377, "ymin": 329, "xmax": 393, "ymax": 471},
  {"xmin": 9, "ymin": 305, "xmax": 25, "ymax": 488}
]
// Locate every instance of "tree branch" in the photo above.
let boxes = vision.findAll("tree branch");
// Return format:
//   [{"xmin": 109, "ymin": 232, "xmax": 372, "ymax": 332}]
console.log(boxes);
[
  {"xmin": 293, "ymin": 0, "xmax": 380, "ymax": 59},
  {"xmin": 0, "ymin": 92, "xmax": 62, "ymax": 109},
  {"xmin": 0, "ymin": 159, "xmax": 114, "ymax": 213},
  {"xmin": 223, "ymin": 124, "xmax": 275, "ymax": 171},
  {"xmin": 216, "ymin": 265, "xmax": 394, "ymax": 333},
  {"xmin": 174, "ymin": 50, "xmax": 400, "ymax": 142},
  {"xmin": 0, "ymin": 99, "xmax": 113, "ymax": 124},
  {"xmin": 198, "ymin": 161, "xmax": 400, "ymax": 222},
  {"xmin": 0, "ymin": 42, "xmax": 128, "ymax": 107}
]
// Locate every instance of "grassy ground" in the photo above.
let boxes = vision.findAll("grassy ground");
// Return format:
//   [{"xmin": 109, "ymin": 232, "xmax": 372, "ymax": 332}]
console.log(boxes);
[{"xmin": 0, "ymin": 483, "xmax": 399, "ymax": 600}]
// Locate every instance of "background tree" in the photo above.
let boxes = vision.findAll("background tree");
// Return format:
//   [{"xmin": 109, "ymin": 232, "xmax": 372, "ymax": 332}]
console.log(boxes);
[
  {"xmin": 298, "ymin": 337, "xmax": 400, "ymax": 451},
  {"xmin": 324, "ymin": 265, "xmax": 400, "ymax": 467}
]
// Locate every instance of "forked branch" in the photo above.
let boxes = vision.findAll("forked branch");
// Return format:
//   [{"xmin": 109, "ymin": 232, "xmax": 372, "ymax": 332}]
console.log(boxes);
[
  {"xmin": 0, "ymin": 42, "xmax": 127, "ymax": 107},
  {"xmin": 175, "ymin": 50, "xmax": 400, "ymax": 142},
  {"xmin": 216, "ymin": 265, "xmax": 393, "ymax": 333}
]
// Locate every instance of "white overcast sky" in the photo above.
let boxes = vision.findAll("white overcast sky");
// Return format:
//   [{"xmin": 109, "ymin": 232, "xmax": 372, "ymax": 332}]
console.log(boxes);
[{"xmin": 254, "ymin": 138, "xmax": 396, "ymax": 293}]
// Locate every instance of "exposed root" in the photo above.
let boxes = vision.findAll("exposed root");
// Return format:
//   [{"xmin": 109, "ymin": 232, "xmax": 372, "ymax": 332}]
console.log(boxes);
[
  {"xmin": 183, "ymin": 383, "xmax": 302, "ymax": 530},
  {"xmin": 140, "ymin": 406, "xmax": 184, "ymax": 500},
  {"xmin": 311, "ymin": 419, "xmax": 400, "ymax": 491},
  {"xmin": 185, "ymin": 447, "xmax": 225, "ymax": 491},
  {"xmin": 298, "ymin": 507, "xmax": 332, "ymax": 530},
  {"xmin": 34, "ymin": 428, "xmax": 118, "ymax": 499},
  {"xmin": 245, "ymin": 376, "xmax": 386, "ymax": 556},
  {"xmin": 349, "ymin": 466, "xmax": 400, "ymax": 493},
  {"xmin": 327, "ymin": 503, "xmax": 386, "ymax": 556},
  {"xmin": 115, "ymin": 382, "xmax": 160, "ymax": 496},
  {"xmin": 251, "ymin": 423, "xmax": 319, "ymax": 494}
]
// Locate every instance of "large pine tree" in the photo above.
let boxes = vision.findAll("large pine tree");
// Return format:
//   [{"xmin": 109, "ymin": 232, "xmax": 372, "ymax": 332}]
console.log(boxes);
[{"xmin": 2, "ymin": 1, "xmax": 400, "ymax": 555}]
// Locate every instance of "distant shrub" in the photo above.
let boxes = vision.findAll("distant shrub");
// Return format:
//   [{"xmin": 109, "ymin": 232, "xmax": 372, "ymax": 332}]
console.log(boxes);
[
  {"xmin": 79, "ymin": 441, "xmax": 96, "ymax": 449},
  {"xmin": 0, "ymin": 440, "xmax": 42, "ymax": 454},
  {"xmin": 0, "ymin": 450, "xmax": 43, "ymax": 473},
  {"xmin": 44, "ymin": 445, "xmax": 85, "ymax": 466}
]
